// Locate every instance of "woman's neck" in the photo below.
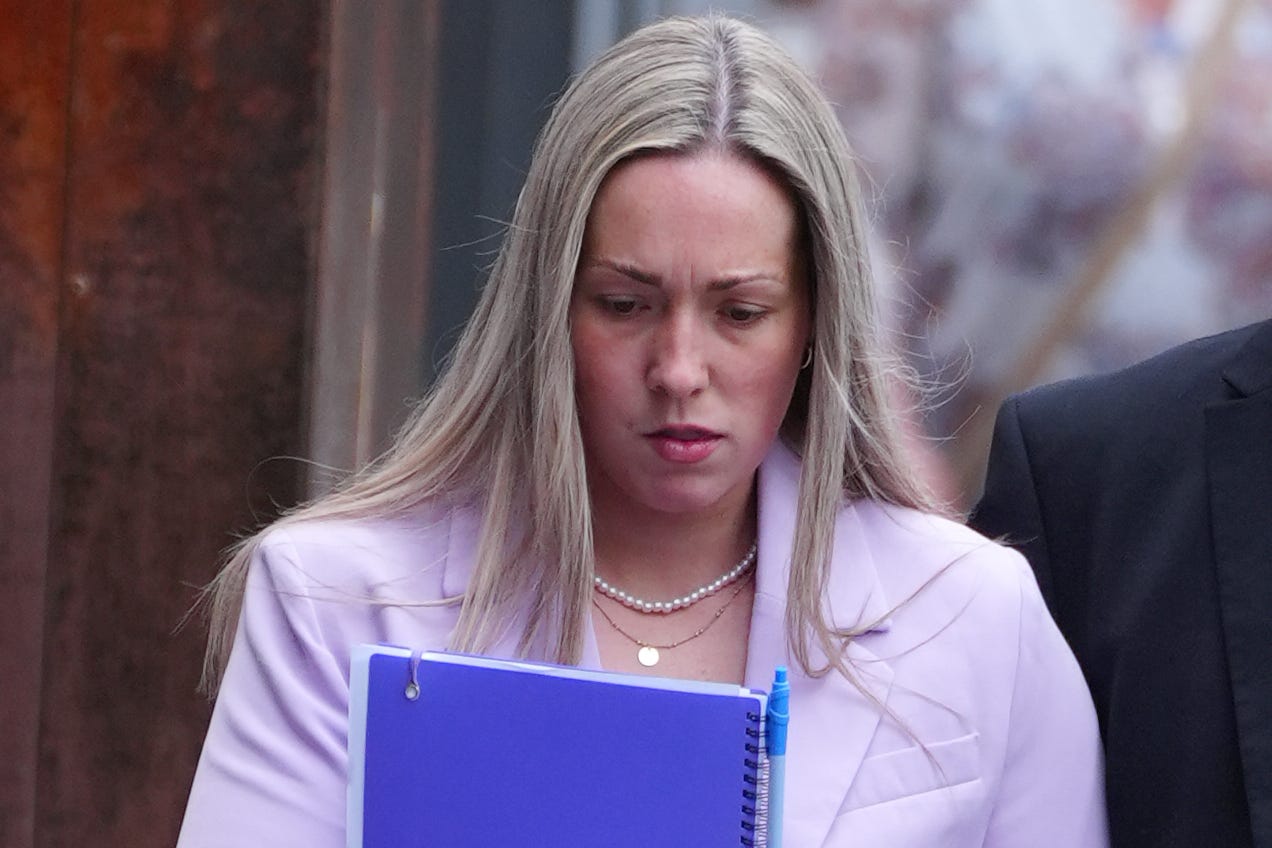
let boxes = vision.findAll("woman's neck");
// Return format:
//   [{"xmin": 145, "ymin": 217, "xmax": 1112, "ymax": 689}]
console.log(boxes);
[{"xmin": 588, "ymin": 487, "xmax": 757, "ymax": 602}]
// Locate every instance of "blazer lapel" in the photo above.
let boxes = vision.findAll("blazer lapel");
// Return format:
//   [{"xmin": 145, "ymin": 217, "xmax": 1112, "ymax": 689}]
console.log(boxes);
[
  {"xmin": 1206, "ymin": 322, "xmax": 1272, "ymax": 848},
  {"xmin": 746, "ymin": 446, "xmax": 895, "ymax": 847}
]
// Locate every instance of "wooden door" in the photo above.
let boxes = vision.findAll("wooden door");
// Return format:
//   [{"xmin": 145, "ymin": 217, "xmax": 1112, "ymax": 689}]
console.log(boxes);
[{"xmin": 0, "ymin": 2, "xmax": 321, "ymax": 845}]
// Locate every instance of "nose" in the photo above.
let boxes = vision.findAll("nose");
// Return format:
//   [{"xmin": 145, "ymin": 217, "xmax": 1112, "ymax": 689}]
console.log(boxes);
[{"xmin": 646, "ymin": 311, "xmax": 708, "ymax": 398}]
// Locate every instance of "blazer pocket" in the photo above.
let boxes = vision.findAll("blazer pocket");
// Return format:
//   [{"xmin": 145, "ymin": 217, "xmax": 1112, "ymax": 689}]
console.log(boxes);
[{"xmin": 839, "ymin": 731, "xmax": 981, "ymax": 813}]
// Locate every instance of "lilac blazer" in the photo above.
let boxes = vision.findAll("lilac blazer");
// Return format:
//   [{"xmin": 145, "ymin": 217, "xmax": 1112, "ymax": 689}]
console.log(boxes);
[{"xmin": 177, "ymin": 445, "xmax": 1108, "ymax": 847}]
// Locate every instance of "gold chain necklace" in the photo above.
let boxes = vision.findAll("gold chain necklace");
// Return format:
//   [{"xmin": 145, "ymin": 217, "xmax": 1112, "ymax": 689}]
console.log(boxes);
[{"xmin": 591, "ymin": 574, "xmax": 751, "ymax": 667}]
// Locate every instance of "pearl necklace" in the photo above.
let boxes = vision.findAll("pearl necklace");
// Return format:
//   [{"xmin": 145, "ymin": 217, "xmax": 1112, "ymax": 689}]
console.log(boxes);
[
  {"xmin": 592, "ymin": 542, "xmax": 757, "ymax": 614},
  {"xmin": 592, "ymin": 575, "xmax": 751, "ymax": 667}
]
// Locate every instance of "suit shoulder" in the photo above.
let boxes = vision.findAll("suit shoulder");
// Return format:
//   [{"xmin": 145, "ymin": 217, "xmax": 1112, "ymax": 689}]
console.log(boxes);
[
  {"xmin": 1016, "ymin": 321, "xmax": 1262, "ymax": 419},
  {"xmin": 849, "ymin": 502, "xmax": 1049, "ymax": 697},
  {"xmin": 852, "ymin": 501, "xmax": 1031, "ymax": 602},
  {"xmin": 251, "ymin": 502, "xmax": 462, "ymax": 601},
  {"xmin": 1005, "ymin": 321, "xmax": 1266, "ymax": 450}
]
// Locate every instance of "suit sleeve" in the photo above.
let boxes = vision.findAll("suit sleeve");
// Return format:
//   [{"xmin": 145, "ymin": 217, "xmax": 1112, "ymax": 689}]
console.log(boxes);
[
  {"xmin": 983, "ymin": 558, "xmax": 1109, "ymax": 847},
  {"xmin": 176, "ymin": 531, "xmax": 350, "ymax": 848},
  {"xmin": 971, "ymin": 396, "xmax": 1056, "ymax": 610}
]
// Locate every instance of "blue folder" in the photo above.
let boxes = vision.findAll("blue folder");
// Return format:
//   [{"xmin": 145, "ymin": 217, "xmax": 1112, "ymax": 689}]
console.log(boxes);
[{"xmin": 348, "ymin": 645, "xmax": 770, "ymax": 847}]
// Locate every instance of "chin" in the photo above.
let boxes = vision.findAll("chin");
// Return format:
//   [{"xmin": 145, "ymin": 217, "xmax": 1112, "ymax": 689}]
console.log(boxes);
[{"xmin": 639, "ymin": 480, "xmax": 742, "ymax": 516}]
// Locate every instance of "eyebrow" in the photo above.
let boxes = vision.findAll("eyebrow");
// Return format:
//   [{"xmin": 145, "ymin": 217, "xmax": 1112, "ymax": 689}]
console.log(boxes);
[{"xmin": 583, "ymin": 259, "xmax": 780, "ymax": 290}]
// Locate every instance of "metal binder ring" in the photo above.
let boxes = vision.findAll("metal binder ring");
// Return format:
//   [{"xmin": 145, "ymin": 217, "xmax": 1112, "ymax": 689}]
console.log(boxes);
[{"xmin": 405, "ymin": 650, "xmax": 423, "ymax": 700}]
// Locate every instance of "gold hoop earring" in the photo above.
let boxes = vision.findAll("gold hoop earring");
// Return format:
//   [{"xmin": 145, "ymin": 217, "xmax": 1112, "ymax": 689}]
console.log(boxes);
[{"xmin": 801, "ymin": 345, "xmax": 813, "ymax": 370}]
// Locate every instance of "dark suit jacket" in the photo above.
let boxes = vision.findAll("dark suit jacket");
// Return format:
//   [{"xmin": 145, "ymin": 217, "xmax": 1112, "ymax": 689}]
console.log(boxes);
[{"xmin": 972, "ymin": 319, "xmax": 1272, "ymax": 848}]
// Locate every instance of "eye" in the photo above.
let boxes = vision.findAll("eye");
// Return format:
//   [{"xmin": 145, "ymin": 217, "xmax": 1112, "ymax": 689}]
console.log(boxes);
[
  {"xmin": 600, "ymin": 296, "xmax": 641, "ymax": 316},
  {"xmin": 723, "ymin": 304, "xmax": 766, "ymax": 325}
]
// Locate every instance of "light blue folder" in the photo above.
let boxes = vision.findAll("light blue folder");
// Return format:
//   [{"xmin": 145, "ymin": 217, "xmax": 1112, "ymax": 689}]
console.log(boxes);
[{"xmin": 348, "ymin": 645, "xmax": 771, "ymax": 847}]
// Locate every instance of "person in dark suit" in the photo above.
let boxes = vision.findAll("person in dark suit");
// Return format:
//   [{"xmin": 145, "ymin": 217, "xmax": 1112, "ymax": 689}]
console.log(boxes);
[{"xmin": 972, "ymin": 317, "xmax": 1272, "ymax": 848}]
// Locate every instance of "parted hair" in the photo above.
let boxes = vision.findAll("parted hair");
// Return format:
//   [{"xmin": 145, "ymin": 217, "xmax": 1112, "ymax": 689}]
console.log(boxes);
[{"xmin": 200, "ymin": 14, "xmax": 938, "ymax": 692}]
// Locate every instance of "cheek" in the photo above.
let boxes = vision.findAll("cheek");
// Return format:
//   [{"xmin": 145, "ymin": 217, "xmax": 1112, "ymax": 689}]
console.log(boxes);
[
  {"xmin": 571, "ymin": 325, "xmax": 627, "ymax": 419},
  {"xmin": 737, "ymin": 354, "xmax": 803, "ymax": 422},
  {"xmin": 570, "ymin": 316, "xmax": 599, "ymax": 379}
]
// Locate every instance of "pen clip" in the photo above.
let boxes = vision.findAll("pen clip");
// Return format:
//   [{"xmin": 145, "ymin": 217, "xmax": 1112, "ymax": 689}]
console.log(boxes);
[{"xmin": 404, "ymin": 650, "xmax": 423, "ymax": 701}]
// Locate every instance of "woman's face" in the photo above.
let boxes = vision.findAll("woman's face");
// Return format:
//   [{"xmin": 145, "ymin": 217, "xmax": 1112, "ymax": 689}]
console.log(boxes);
[{"xmin": 571, "ymin": 150, "xmax": 811, "ymax": 522}]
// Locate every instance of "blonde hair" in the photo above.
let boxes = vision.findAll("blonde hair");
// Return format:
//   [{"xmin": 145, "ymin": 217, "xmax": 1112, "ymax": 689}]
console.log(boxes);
[{"xmin": 200, "ymin": 14, "xmax": 938, "ymax": 692}]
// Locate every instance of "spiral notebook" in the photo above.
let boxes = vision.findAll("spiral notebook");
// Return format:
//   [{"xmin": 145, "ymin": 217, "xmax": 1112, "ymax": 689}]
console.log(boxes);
[{"xmin": 347, "ymin": 645, "xmax": 770, "ymax": 847}]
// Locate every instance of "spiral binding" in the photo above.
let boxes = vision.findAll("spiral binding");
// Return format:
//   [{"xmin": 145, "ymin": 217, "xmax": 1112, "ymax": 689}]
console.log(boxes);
[{"xmin": 739, "ymin": 710, "xmax": 771, "ymax": 846}]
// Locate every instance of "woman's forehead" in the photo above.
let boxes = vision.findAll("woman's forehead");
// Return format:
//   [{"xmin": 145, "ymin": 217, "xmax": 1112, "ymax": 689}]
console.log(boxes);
[{"xmin": 579, "ymin": 151, "xmax": 802, "ymax": 278}]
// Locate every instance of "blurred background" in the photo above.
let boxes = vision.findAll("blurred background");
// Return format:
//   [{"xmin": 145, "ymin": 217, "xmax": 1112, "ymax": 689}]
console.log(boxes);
[{"xmin": 2, "ymin": 1, "xmax": 1268, "ymax": 845}]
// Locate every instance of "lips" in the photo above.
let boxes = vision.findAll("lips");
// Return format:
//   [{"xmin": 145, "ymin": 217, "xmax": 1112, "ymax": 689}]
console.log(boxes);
[
  {"xmin": 645, "ymin": 425, "xmax": 722, "ymax": 463},
  {"xmin": 652, "ymin": 425, "xmax": 719, "ymax": 440}
]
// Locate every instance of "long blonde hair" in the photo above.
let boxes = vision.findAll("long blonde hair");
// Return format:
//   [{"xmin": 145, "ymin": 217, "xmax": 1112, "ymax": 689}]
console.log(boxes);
[{"xmin": 201, "ymin": 14, "xmax": 938, "ymax": 692}]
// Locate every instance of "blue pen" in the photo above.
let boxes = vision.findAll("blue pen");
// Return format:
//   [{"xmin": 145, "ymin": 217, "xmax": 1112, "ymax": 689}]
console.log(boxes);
[{"xmin": 765, "ymin": 666, "xmax": 789, "ymax": 848}]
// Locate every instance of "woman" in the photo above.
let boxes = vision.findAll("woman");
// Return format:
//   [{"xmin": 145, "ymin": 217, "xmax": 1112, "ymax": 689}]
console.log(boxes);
[{"xmin": 178, "ymin": 15, "xmax": 1107, "ymax": 847}]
